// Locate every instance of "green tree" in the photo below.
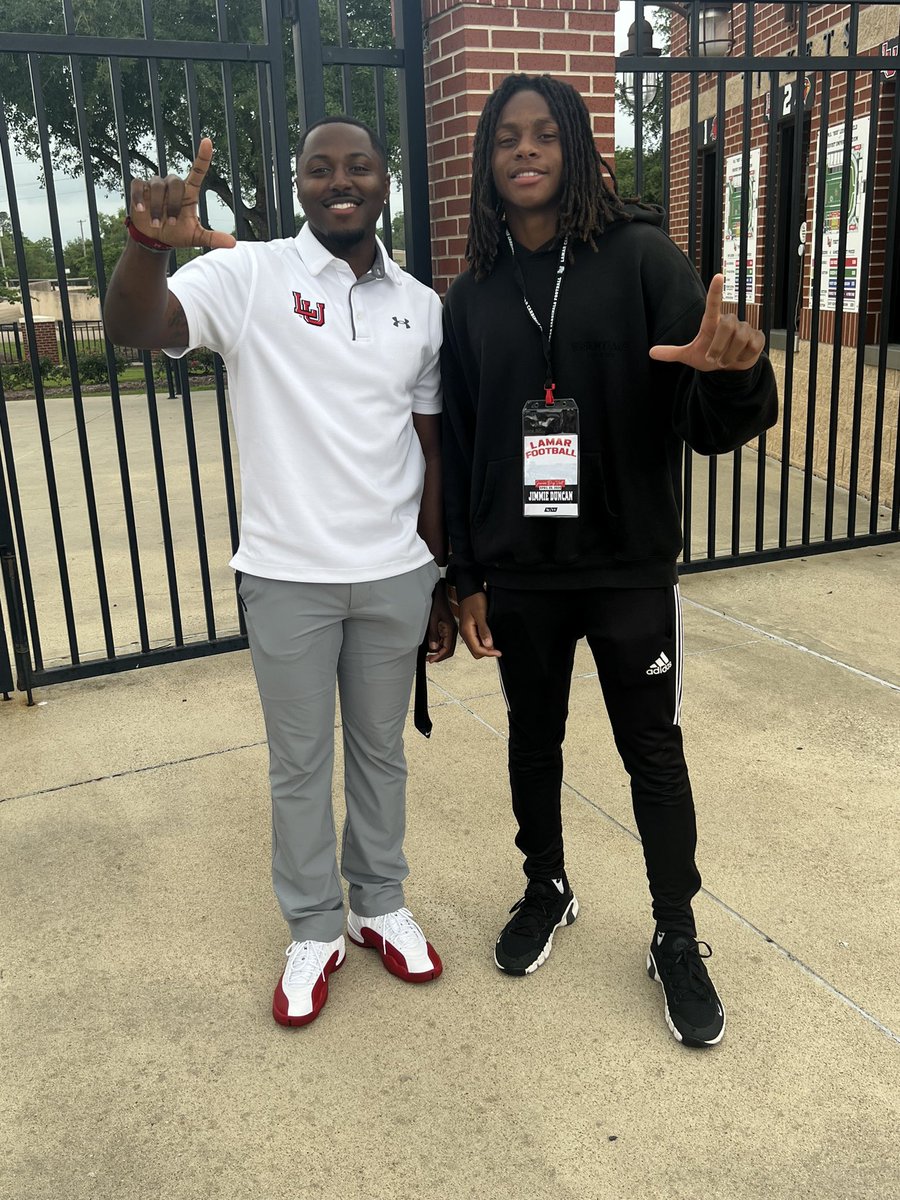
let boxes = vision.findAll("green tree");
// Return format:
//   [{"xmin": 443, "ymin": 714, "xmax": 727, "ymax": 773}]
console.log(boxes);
[
  {"xmin": 22, "ymin": 235, "xmax": 57, "ymax": 279},
  {"xmin": 62, "ymin": 208, "xmax": 124, "ymax": 285},
  {"xmin": 390, "ymin": 210, "xmax": 405, "ymax": 252},
  {"xmin": 1, "ymin": 0, "xmax": 402, "ymax": 241},
  {"xmin": 61, "ymin": 208, "xmax": 202, "ymax": 290},
  {"xmin": 612, "ymin": 144, "xmax": 663, "ymax": 207},
  {"xmin": 0, "ymin": 210, "xmax": 12, "ymax": 286},
  {"xmin": 0, "ymin": 211, "xmax": 58, "ymax": 283}
]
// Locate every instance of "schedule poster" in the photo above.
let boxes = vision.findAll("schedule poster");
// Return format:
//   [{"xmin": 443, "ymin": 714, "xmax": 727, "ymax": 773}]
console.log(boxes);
[
  {"xmin": 811, "ymin": 117, "xmax": 869, "ymax": 313},
  {"xmin": 722, "ymin": 148, "xmax": 760, "ymax": 305}
]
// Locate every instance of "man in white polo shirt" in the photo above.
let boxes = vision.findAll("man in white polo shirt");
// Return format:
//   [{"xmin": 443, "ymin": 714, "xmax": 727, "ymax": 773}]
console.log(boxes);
[{"xmin": 104, "ymin": 118, "xmax": 456, "ymax": 1027}]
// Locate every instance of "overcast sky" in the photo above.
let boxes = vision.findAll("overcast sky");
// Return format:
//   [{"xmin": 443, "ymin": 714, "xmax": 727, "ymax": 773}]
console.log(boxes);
[{"xmin": 1, "ymin": 4, "xmax": 646, "ymax": 245}]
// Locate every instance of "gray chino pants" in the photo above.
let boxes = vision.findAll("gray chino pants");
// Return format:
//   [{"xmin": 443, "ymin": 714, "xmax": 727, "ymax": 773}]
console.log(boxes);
[{"xmin": 239, "ymin": 562, "xmax": 438, "ymax": 943}]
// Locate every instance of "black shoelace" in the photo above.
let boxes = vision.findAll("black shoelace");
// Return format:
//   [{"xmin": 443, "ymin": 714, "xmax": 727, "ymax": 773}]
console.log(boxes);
[
  {"xmin": 507, "ymin": 890, "xmax": 559, "ymax": 939},
  {"xmin": 663, "ymin": 939, "xmax": 715, "ymax": 1004}
]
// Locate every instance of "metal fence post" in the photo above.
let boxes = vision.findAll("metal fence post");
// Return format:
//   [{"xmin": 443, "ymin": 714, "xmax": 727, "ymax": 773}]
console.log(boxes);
[
  {"xmin": 0, "ymin": 591, "xmax": 13, "ymax": 699},
  {"xmin": 292, "ymin": 0, "xmax": 326, "ymax": 131},
  {"xmin": 0, "ymin": 440, "xmax": 34, "ymax": 703},
  {"xmin": 393, "ymin": 0, "xmax": 432, "ymax": 287}
]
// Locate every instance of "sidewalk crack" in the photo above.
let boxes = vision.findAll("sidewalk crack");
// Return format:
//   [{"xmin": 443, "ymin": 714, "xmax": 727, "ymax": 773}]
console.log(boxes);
[{"xmin": 0, "ymin": 739, "xmax": 267, "ymax": 805}]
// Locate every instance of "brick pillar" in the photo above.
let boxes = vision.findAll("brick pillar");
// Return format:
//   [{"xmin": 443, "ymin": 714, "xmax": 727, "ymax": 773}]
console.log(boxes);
[
  {"xmin": 20, "ymin": 317, "xmax": 60, "ymax": 364},
  {"xmin": 422, "ymin": 0, "xmax": 620, "ymax": 296}
]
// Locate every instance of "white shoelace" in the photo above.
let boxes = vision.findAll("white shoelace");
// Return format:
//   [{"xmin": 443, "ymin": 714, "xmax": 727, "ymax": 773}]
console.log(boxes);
[
  {"xmin": 369, "ymin": 907, "xmax": 427, "ymax": 953},
  {"xmin": 284, "ymin": 939, "xmax": 330, "ymax": 988}
]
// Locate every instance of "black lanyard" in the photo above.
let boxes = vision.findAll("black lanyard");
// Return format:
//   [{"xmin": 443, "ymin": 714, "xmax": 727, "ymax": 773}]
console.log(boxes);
[{"xmin": 506, "ymin": 230, "xmax": 568, "ymax": 404}]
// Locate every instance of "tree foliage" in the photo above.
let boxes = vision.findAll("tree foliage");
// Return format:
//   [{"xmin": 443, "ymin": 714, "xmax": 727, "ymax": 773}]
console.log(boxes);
[
  {"xmin": 611, "ymin": 144, "xmax": 663, "ymax": 208},
  {"xmin": 1, "ymin": 0, "xmax": 402, "ymax": 241},
  {"xmin": 0, "ymin": 205, "xmax": 201, "ymax": 288},
  {"xmin": 0, "ymin": 230, "xmax": 57, "ymax": 281}
]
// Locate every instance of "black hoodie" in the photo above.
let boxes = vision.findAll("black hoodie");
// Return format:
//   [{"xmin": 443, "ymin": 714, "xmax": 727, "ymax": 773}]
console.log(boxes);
[{"xmin": 441, "ymin": 207, "xmax": 778, "ymax": 600}]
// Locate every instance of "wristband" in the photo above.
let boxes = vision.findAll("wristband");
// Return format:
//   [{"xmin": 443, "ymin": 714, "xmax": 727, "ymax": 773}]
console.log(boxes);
[
  {"xmin": 125, "ymin": 216, "xmax": 173, "ymax": 254},
  {"xmin": 436, "ymin": 565, "xmax": 447, "ymax": 579}
]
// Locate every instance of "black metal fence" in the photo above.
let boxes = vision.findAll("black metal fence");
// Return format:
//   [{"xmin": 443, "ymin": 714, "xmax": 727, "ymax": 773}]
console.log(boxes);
[
  {"xmin": 1, "ymin": 319, "xmax": 146, "ymax": 364},
  {"xmin": 57, "ymin": 319, "xmax": 138, "ymax": 362},
  {"xmin": 2, "ymin": 1, "xmax": 899, "ymax": 702},
  {"xmin": 619, "ymin": 1, "xmax": 900, "ymax": 575},
  {"xmin": 0, "ymin": 0, "xmax": 429, "ymax": 701},
  {"xmin": 0, "ymin": 323, "xmax": 23, "ymax": 364}
]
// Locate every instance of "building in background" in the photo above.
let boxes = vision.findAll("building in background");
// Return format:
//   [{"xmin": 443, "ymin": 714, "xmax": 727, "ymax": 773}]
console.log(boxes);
[
  {"xmin": 422, "ymin": 0, "xmax": 619, "ymax": 296},
  {"xmin": 664, "ymin": 2, "xmax": 898, "ymax": 502}
]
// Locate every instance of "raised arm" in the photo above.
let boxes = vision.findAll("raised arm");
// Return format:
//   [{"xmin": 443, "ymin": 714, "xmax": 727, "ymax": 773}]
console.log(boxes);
[{"xmin": 104, "ymin": 138, "xmax": 236, "ymax": 350}]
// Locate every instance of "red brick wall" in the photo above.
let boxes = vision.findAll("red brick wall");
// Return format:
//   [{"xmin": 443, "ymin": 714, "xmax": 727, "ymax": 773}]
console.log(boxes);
[
  {"xmin": 667, "ymin": 2, "xmax": 896, "ymax": 346},
  {"xmin": 422, "ymin": 0, "xmax": 619, "ymax": 296},
  {"xmin": 662, "ymin": 3, "xmax": 898, "ymax": 502},
  {"xmin": 21, "ymin": 318, "xmax": 59, "ymax": 364}
]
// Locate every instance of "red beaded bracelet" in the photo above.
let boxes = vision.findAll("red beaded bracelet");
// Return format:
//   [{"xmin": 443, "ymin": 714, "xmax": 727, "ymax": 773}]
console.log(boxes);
[{"xmin": 125, "ymin": 216, "xmax": 173, "ymax": 254}]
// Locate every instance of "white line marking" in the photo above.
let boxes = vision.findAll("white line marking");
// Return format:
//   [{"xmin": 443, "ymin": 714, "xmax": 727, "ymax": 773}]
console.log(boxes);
[
  {"xmin": 683, "ymin": 598, "xmax": 900, "ymax": 692},
  {"xmin": 425, "ymin": 683, "xmax": 900, "ymax": 1046},
  {"xmin": 561, "ymin": 778, "xmax": 900, "ymax": 1047}
]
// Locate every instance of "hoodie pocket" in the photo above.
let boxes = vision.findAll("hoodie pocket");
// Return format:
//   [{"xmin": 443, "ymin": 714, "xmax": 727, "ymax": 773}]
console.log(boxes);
[{"xmin": 472, "ymin": 454, "xmax": 616, "ymax": 569}]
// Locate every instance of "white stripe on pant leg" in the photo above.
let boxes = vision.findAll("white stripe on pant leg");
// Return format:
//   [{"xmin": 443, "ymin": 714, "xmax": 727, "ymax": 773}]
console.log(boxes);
[
  {"xmin": 673, "ymin": 583, "xmax": 684, "ymax": 727},
  {"xmin": 496, "ymin": 658, "xmax": 511, "ymax": 712}
]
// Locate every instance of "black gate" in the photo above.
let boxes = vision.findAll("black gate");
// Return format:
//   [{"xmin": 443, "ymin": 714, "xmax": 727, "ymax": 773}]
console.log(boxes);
[
  {"xmin": 617, "ymin": 1, "xmax": 900, "ymax": 575},
  {"xmin": 0, "ymin": 0, "xmax": 428, "ymax": 701},
  {"xmin": 3, "ymin": 1, "xmax": 899, "ymax": 702}
]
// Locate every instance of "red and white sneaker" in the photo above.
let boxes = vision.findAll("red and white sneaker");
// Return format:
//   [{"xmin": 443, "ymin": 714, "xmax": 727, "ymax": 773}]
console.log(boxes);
[
  {"xmin": 347, "ymin": 907, "xmax": 442, "ymax": 983},
  {"xmin": 272, "ymin": 935, "xmax": 345, "ymax": 1027}
]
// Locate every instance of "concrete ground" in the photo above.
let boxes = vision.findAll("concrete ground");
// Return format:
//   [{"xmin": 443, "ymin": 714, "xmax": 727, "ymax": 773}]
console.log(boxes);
[{"xmin": 2, "ymin": 542, "xmax": 899, "ymax": 1200}]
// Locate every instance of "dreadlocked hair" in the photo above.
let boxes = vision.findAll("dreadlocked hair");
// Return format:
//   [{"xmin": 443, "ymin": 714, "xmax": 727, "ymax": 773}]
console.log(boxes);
[{"xmin": 466, "ymin": 74, "xmax": 630, "ymax": 280}]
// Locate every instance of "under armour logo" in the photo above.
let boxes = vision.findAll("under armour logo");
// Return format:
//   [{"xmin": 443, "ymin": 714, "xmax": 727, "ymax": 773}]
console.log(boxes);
[
  {"xmin": 392, "ymin": 316, "xmax": 410, "ymax": 328},
  {"xmin": 292, "ymin": 291, "xmax": 325, "ymax": 326}
]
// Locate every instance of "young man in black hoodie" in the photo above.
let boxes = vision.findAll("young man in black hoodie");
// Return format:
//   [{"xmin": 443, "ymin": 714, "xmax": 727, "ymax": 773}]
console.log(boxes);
[{"xmin": 441, "ymin": 75, "xmax": 777, "ymax": 1047}]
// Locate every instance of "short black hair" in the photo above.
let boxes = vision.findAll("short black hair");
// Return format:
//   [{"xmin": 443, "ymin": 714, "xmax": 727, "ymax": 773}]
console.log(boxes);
[
  {"xmin": 467, "ymin": 74, "xmax": 629, "ymax": 279},
  {"xmin": 296, "ymin": 116, "xmax": 388, "ymax": 170}
]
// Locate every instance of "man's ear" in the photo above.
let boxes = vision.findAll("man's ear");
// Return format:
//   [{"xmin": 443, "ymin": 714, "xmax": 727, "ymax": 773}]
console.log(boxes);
[{"xmin": 383, "ymin": 174, "xmax": 391, "ymax": 203}]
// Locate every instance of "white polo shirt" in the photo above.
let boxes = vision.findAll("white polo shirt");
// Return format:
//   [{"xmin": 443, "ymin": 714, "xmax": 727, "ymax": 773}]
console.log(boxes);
[{"xmin": 166, "ymin": 223, "xmax": 442, "ymax": 582}]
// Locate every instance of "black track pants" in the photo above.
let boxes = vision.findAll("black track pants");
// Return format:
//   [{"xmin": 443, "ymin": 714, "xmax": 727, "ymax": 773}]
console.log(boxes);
[{"xmin": 490, "ymin": 584, "xmax": 701, "ymax": 935}]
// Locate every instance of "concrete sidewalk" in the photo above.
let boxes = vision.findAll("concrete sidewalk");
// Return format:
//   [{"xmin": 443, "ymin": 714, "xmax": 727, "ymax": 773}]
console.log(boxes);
[{"xmin": 2, "ymin": 544, "xmax": 898, "ymax": 1200}]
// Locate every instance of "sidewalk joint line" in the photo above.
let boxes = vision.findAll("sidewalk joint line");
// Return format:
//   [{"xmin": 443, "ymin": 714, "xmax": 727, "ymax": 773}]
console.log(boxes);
[
  {"xmin": 692, "ymin": 891, "xmax": 900, "ymax": 1046},
  {"xmin": 430, "ymin": 685, "xmax": 900, "ymax": 1046},
  {"xmin": 562, "ymin": 777, "xmax": 900, "ymax": 1047},
  {"xmin": 426, "ymin": 683, "xmax": 510, "ymax": 738},
  {"xmin": 0, "ymin": 740, "xmax": 268, "ymax": 805},
  {"xmin": 682, "ymin": 598, "xmax": 900, "ymax": 691}
]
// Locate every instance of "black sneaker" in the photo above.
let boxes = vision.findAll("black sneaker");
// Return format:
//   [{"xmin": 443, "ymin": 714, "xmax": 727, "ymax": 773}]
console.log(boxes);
[
  {"xmin": 647, "ymin": 931, "xmax": 726, "ymax": 1047},
  {"xmin": 494, "ymin": 875, "xmax": 579, "ymax": 975}
]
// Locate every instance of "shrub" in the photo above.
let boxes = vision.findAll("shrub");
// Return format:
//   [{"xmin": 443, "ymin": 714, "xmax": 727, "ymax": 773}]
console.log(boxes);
[
  {"xmin": 0, "ymin": 361, "xmax": 37, "ymax": 390},
  {"xmin": 75, "ymin": 350, "xmax": 125, "ymax": 384},
  {"xmin": 43, "ymin": 362, "xmax": 71, "ymax": 385},
  {"xmin": 186, "ymin": 347, "xmax": 217, "ymax": 376},
  {"xmin": 0, "ymin": 358, "xmax": 71, "ymax": 390}
]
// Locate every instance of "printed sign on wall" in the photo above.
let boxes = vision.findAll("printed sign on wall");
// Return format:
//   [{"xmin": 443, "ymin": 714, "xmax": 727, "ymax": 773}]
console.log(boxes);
[
  {"xmin": 722, "ymin": 148, "xmax": 760, "ymax": 305},
  {"xmin": 810, "ymin": 117, "xmax": 869, "ymax": 313}
]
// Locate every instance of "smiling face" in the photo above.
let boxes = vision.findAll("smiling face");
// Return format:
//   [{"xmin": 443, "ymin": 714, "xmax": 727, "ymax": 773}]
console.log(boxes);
[
  {"xmin": 490, "ymin": 89, "xmax": 564, "ymax": 229},
  {"xmin": 296, "ymin": 122, "xmax": 390, "ymax": 255}
]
